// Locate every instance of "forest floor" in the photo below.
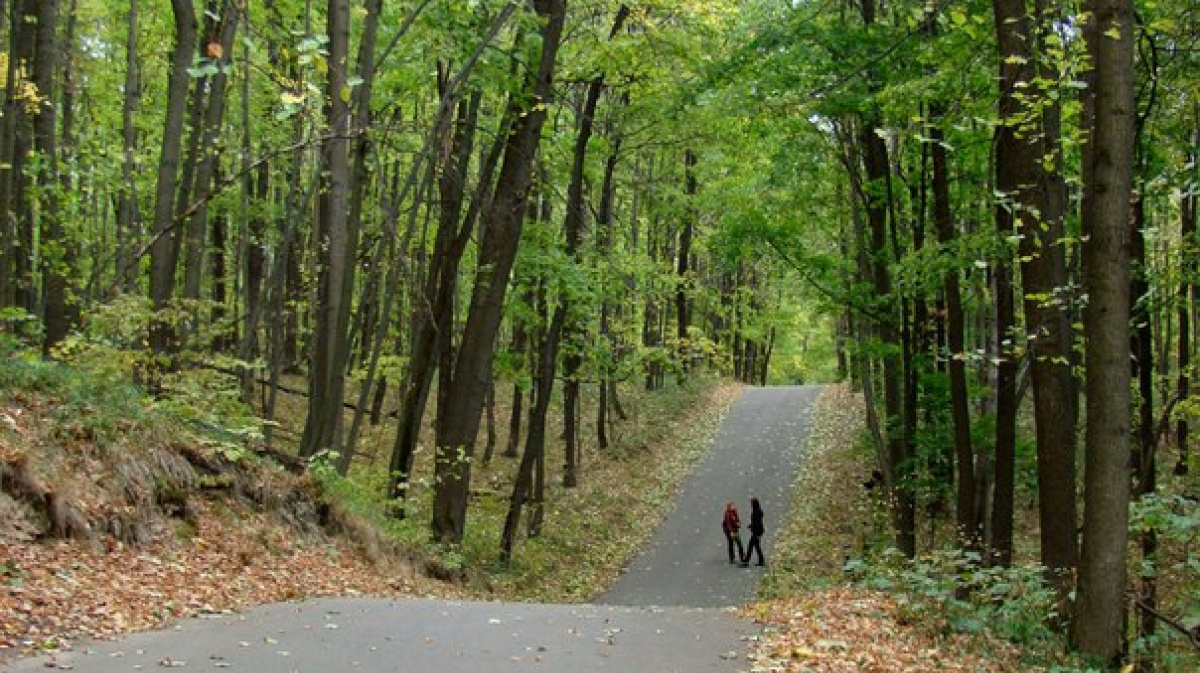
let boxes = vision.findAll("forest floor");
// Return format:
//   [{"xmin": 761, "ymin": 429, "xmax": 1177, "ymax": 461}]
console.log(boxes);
[{"xmin": 3, "ymin": 377, "xmax": 1039, "ymax": 671}]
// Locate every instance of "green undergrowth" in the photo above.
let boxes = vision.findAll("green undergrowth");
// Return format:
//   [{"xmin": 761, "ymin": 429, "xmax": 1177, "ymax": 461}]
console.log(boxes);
[{"xmin": 765, "ymin": 382, "xmax": 1199, "ymax": 672}]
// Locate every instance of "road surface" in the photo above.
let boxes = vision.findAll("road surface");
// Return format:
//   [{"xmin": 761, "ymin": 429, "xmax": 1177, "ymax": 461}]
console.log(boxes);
[{"xmin": 6, "ymin": 386, "xmax": 821, "ymax": 673}]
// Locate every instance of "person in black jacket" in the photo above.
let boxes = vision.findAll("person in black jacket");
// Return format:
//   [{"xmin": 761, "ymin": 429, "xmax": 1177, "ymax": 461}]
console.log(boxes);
[{"xmin": 741, "ymin": 497, "xmax": 765, "ymax": 566}]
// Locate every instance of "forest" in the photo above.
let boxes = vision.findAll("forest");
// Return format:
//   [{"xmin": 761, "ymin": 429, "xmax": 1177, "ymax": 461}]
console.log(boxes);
[{"xmin": 0, "ymin": 0, "xmax": 1197, "ymax": 669}]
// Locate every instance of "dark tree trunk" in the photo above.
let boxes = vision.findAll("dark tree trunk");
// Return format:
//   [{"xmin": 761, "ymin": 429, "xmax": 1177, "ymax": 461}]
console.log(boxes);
[
  {"xmin": 299, "ymin": 0, "xmax": 354, "ymax": 459},
  {"xmin": 1131, "ymin": 196, "xmax": 1158, "ymax": 654},
  {"xmin": 992, "ymin": 0, "xmax": 1079, "ymax": 580},
  {"xmin": 1072, "ymin": 0, "xmax": 1135, "ymax": 660},
  {"xmin": 388, "ymin": 90, "xmax": 483, "ymax": 506},
  {"xmin": 675, "ymin": 149, "xmax": 697, "ymax": 379},
  {"xmin": 929, "ymin": 104, "xmax": 977, "ymax": 548},
  {"xmin": 115, "ymin": 0, "xmax": 142, "ymax": 294},
  {"xmin": 148, "ymin": 0, "xmax": 198, "ymax": 355},
  {"xmin": 1179, "ymin": 118, "xmax": 1198, "ymax": 477},
  {"xmin": 432, "ymin": 0, "xmax": 566, "ymax": 545},
  {"xmin": 183, "ymin": 1, "xmax": 238, "ymax": 304},
  {"xmin": 32, "ymin": 0, "xmax": 66, "ymax": 353}
]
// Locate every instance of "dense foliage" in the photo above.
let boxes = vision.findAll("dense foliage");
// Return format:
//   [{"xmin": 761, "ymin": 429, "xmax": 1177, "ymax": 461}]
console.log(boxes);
[{"xmin": 1, "ymin": 0, "xmax": 1197, "ymax": 668}]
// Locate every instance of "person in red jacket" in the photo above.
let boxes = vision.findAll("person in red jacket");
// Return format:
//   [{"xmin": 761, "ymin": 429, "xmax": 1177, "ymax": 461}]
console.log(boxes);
[{"xmin": 722, "ymin": 502, "xmax": 744, "ymax": 564}]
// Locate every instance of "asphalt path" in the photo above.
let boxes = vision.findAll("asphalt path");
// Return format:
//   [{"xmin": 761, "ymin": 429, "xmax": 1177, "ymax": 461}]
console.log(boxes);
[
  {"xmin": 599, "ymin": 385, "xmax": 821, "ymax": 607},
  {"xmin": 6, "ymin": 385, "xmax": 821, "ymax": 673}
]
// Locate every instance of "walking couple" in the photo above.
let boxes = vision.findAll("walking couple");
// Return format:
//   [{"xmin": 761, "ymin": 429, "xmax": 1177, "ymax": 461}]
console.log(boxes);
[{"xmin": 721, "ymin": 498, "xmax": 765, "ymax": 567}]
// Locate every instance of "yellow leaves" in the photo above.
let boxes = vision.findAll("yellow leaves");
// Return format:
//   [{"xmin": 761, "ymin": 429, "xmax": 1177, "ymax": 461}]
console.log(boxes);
[{"xmin": 280, "ymin": 92, "xmax": 306, "ymax": 107}]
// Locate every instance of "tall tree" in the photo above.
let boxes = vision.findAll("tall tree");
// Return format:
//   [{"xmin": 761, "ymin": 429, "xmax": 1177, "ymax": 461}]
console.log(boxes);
[
  {"xmin": 148, "ymin": 0, "xmax": 198, "ymax": 356},
  {"xmin": 1072, "ymin": 0, "xmax": 1136, "ymax": 660},
  {"xmin": 991, "ymin": 0, "xmax": 1078, "ymax": 577},
  {"xmin": 32, "ymin": 0, "xmax": 67, "ymax": 353},
  {"xmin": 431, "ymin": 0, "xmax": 567, "ymax": 545},
  {"xmin": 299, "ymin": 0, "xmax": 354, "ymax": 459}
]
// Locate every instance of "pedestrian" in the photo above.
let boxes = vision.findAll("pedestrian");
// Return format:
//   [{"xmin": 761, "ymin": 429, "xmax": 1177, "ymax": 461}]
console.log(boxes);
[
  {"xmin": 742, "ymin": 497, "xmax": 765, "ymax": 566},
  {"xmin": 722, "ymin": 501, "xmax": 744, "ymax": 564}
]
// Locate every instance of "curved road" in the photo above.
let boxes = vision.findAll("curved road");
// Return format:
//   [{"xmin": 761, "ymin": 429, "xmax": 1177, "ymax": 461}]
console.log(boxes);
[{"xmin": 6, "ymin": 386, "xmax": 821, "ymax": 673}]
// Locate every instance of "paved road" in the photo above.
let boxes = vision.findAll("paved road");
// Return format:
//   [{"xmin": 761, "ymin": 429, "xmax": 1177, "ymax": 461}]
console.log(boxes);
[
  {"xmin": 6, "ymin": 386, "xmax": 821, "ymax": 673},
  {"xmin": 599, "ymin": 385, "xmax": 821, "ymax": 607}
]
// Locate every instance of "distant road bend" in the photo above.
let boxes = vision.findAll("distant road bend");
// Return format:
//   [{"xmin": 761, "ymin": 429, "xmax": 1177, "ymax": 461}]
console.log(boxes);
[{"xmin": 6, "ymin": 386, "xmax": 822, "ymax": 673}]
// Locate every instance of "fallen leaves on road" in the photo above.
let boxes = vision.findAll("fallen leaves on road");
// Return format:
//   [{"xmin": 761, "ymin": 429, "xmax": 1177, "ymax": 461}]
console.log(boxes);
[
  {"xmin": 0, "ymin": 501, "xmax": 448, "ymax": 663},
  {"xmin": 743, "ymin": 588, "xmax": 1037, "ymax": 673}
]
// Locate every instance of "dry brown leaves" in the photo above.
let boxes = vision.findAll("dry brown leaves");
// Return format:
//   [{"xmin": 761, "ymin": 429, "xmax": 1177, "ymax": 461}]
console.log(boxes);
[
  {"xmin": 0, "ymin": 501, "xmax": 447, "ymax": 663},
  {"xmin": 742, "ymin": 588, "xmax": 1038, "ymax": 673}
]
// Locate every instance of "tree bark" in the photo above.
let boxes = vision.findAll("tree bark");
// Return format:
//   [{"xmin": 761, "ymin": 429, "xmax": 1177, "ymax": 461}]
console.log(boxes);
[
  {"xmin": 299, "ymin": 0, "xmax": 354, "ymax": 459},
  {"xmin": 31, "ymin": 0, "xmax": 66, "ymax": 353},
  {"xmin": 1072, "ymin": 0, "xmax": 1135, "ymax": 660},
  {"xmin": 929, "ymin": 104, "xmax": 977, "ymax": 548},
  {"xmin": 115, "ymin": 0, "xmax": 142, "ymax": 294},
  {"xmin": 148, "ymin": 0, "xmax": 198, "ymax": 355},
  {"xmin": 183, "ymin": 1, "xmax": 239, "ymax": 304},
  {"xmin": 992, "ymin": 0, "xmax": 1079, "ymax": 578}
]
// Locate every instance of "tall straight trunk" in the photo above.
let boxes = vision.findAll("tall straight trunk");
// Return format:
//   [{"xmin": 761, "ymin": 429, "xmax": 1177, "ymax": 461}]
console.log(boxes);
[
  {"xmin": 595, "ymin": 121, "xmax": 622, "ymax": 450},
  {"xmin": 505, "ymin": 322, "xmax": 528, "ymax": 459},
  {"xmin": 299, "ymin": 0, "xmax": 353, "ymax": 459},
  {"xmin": 148, "ymin": 0, "xmax": 197, "ymax": 354},
  {"xmin": 993, "ymin": 0, "xmax": 1079, "ymax": 579},
  {"xmin": 858, "ymin": 0, "xmax": 913, "ymax": 557},
  {"xmin": 861, "ymin": 118, "xmax": 913, "ymax": 556},
  {"xmin": 557, "ymin": 7, "xmax": 627, "ymax": 485},
  {"xmin": 1130, "ymin": 196, "xmax": 1158, "ymax": 654},
  {"xmin": 987, "ymin": 0, "xmax": 1031, "ymax": 564},
  {"xmin": 929, "ymin": 106, "xmax": 977, "ymax": 547},
  {"xmin": 237, "ymin": 39, "xmax": 268, "ymax": 400},
  {"xmin": 432, "ymin": 0, "xmax": 566, "ymax": 545},
  {"xmin": 1072, "ymin": 0, "xmax": 1135, "ymax": 660},
  {"xmin": 116, "ymin": 0, "xmax": 141, "ymax": 293},
  {"xmin": 331, "ymin": 0, "xmax": 383, "ymax": 472},
  {"xmin": 675, "ymin": 149, "xmax": 697, "ymax": 379},
  {"xmin": 32, "ymin": 0, "xmax": 66, "ymax": 353},
  {"xmin": 0, "ymin": 0, "xmax": 18, "ymax": 311},
  {"xmin": 1180, "ymin": 118, "xmax": 1198, "ymax": 477}
]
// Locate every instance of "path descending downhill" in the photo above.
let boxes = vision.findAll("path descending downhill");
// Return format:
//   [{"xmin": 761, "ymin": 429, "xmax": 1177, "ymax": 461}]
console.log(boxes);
[
  {"xmin": 5, "ymin": 386, "xmax": 821, "ymax": 673},
  {"xmin": 600, "ymin": 385, "xmax": 821, "ymax": 607}
]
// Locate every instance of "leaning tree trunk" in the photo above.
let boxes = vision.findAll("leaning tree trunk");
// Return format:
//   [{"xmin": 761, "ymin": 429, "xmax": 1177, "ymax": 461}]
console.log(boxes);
[{"xmin": 431, "ymin": 0, "xmax": 566, "ymax": 545}]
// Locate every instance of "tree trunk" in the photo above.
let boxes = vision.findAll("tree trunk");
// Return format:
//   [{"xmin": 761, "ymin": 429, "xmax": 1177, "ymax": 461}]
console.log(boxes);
[
  {"xmin": 148, "ymin": 0, "xmax": 198, "ymax": 355},
  {"xmin": 992, "ymin": 0, "xmax": 1079, "ymax": 579},
  {"xmin": 115, "ymin": 0, "xmax": 142, "ymax": 294},
  {"xmin": 1179, "ymin": 117, "xmax": 1198, "ymax": 477},
  {"xmin": 299, "ymin": 0, "xmax": 354, "ymax": 459},
  {"xmin": 32, "ymin": 0, "xmax": 66, "ymax": 353},
  {"xmin": 929, "ymin": 104, "xmax": 977, "ymax": 548},
  {"xmin": 183, "ymin": 1, "xmax": 239, "ymax": 304},
  {"xmin": 1072, "ymin": 0, "xmax": 1135, "ymax": 660},
  {"xmin": 432, "ymin": 0, "xmax": 566, "ymax": 545},
  {"xmin": 1131, "ymin": 195, "xmax": 1158, "ymax": 657}
]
